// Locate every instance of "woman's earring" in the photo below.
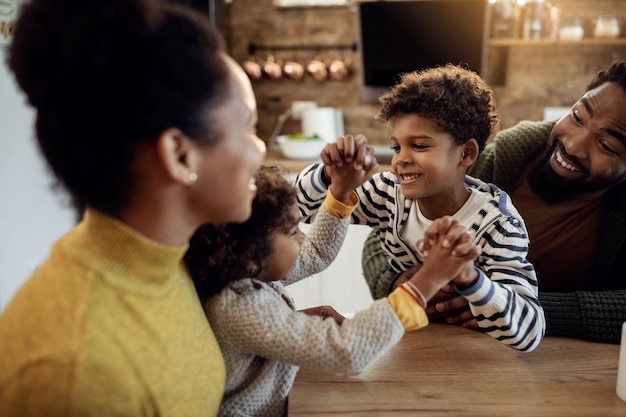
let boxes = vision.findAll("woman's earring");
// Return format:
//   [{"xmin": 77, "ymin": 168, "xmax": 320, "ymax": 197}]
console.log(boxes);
[{"xmin": 189, "ymin": 172, "xmax": 198, "ymax": 182}]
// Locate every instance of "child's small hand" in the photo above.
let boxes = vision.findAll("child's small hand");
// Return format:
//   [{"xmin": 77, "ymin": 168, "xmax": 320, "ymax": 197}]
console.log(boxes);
[
  {"xmin": 321, "ymin": 134, "xmax": 375, "ymax": 169},
  {"xmin": 417, "ymin": 216, "xmax": 468, "ymax": 257},
  {"xmin": 322, "ymin": 134, "xmax": 379, "ymax": 203},
  {"xmin": 321, "ymin": 134, "xmax": 378, "ymax": 173},
  {"xmin": 420, "ymin": 230, "xmax": 479, "ymax": 284},
  {"xmin": 300, "ymin": 305, "xmax": 345, "ymax": 325},
  {"xmin": 409, "ymin": 221, "xmax": 480, "ymax": 300},
  {"xmin": 430, "ymin": 225, "xmax": 480, "ymax": 288}
]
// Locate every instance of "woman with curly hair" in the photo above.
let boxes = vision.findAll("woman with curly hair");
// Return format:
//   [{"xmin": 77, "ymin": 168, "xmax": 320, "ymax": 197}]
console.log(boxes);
[
  {"xmin": 0, "ymin": 0, "xmax": 264, "ymax": 415},
  {"xmin": 185, "ymin": 163, "xmax": 479, "ymax": 417},
  {"xmin": 295, "ymin": 64, "xmax": 546, "ymax": 352}
]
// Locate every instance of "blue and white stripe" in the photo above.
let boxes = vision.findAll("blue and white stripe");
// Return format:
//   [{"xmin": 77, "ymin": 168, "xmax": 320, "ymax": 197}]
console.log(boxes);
[{"xmin": 295, "ymin": 164, "xmax": 546, "ymax": 352}]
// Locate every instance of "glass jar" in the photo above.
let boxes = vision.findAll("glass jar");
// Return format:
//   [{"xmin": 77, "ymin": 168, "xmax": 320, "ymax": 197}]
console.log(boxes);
[
  {"xmin": 490, "ymin": 0, "xmax": 517, "ymax": 38},
  {"xmin": 559, "ymin": 17, "xmax": 584, "ymax": 41},
  {"xmin": 594, "ymin": 15, "xmax": 621, "ymax": 38},
  {"xmin": 522, "ymin": 0, "xmax": 545, "ymax": 40}
]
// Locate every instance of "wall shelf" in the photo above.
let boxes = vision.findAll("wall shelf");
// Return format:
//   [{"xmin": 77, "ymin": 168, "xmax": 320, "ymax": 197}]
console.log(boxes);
[
  {"xmin": 273, "ymin": 0, "xmax": 348, "ymax": 7},
  {"xmin": 248, "ymin": 42, "xmax": 357, "ymax": 56},
  {"xmin": 486, "ymin": 37, "xmax": 626, "ymax": 85},
  {"xmin": 489, "ymin": 38, "xmax": 626, "ymax": 47}
]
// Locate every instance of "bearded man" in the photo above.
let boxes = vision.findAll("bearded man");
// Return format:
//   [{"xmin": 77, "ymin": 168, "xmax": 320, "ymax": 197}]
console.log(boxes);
[{"xmin": 362, "ymin": 61, "xmax": 626, "ymax": 343}]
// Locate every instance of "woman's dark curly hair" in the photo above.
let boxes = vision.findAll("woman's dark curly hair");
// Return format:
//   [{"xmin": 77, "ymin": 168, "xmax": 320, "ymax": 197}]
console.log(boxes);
[
  {"xmin": 7, "ymin": 0, "xmax": 230, "ymax": 215},
  {"xmin": 377, "ymin": 63, "xmax": 499, "ymax": 151},
  {"xmin": 586, "ymin": 61, "xmax": 626, "ymax": 93},
  {"xmin": 185, "ymin": 166, "xmax": 297, "ymax": 303}
]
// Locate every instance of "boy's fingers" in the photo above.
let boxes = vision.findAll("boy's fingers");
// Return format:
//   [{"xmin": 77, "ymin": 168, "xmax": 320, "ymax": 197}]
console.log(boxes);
[
  {"xmin": 362, "ymin": 145, "xmax": 377, "ymax": 166},
  {"xmin": 443, "ymin": 224, "xmax": 471, "ymax": 248},
  {"xmin": 451, "ymin": 240, "xmax": 479, "ymax": 256},
  {"xmin": 424, "ymin": 216, "xmax": 464, "ymax": 249},
  {"xmin": 327, "ymin": 144, "xmax": 344, "ymax": 166},
  {"xmin": 438, "ymin": 216, "xmax": 455, "ymax": 234},
  {"xmin": 337, "ymin": 135, "xmax": 355, "ymax": 163},
  {"xmin": 354, "ymin": 133, "xmax": 368, "ymax": 147},
  {"xmin": 351, "ymin": 142, "xmax": 364, "ymax": 169},
  {"xmin": 433, "ymin": 217, "xmax": 456, "ymax": 246},
  {"xmin": 363, "ymin": 155, "xmax": 379, "ymax": 174},
  {"xmin": 320, "ymin": 145, "xmax": 334, "ymax": 165},
  {"xmin": 452, "ymin": 244, "xmax": 481, "ymax": 259}
]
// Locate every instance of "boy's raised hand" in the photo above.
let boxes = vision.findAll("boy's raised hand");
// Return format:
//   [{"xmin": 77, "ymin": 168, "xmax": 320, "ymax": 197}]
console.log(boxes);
[
  {"xmin": 321, "ymin": 134, "xmax": 374, "ymax": 169},
  {"xmin": 321, "ymin": 134, "xmax": 379, "ymax": 203}
]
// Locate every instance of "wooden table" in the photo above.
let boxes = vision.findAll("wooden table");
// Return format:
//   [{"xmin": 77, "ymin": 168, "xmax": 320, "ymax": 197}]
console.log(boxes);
[{"xmin": 289, "ymin": 324, "xmax": 626, "ymax": 416}]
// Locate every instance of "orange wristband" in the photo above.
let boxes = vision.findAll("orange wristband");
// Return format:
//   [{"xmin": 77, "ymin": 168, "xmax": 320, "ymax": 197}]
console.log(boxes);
[{"xmin": 401, "ymin": 282, "xmax": 428, "ymax": 309}]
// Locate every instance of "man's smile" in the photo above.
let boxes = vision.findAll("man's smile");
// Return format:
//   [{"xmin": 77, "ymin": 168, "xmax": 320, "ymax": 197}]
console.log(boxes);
[{"xmin": 555, "ymin": 149, "xmax": 580, "ymax": 172}]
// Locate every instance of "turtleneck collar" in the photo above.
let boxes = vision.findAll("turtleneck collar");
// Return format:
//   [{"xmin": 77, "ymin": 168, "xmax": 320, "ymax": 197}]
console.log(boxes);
[{"xmin": 61, "ymin": 209, "xmax": 190, "ymax": 297}]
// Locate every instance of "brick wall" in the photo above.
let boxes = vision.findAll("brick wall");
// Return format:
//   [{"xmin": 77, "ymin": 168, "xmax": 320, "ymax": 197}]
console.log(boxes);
[{"xmin": 224, "ymin": 0, "xmax": 626, "ymax": 145}]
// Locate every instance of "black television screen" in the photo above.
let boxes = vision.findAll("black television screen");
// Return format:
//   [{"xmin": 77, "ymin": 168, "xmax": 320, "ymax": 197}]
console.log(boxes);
[{"xmin": 358, "ymin": 0, "xmax": 489, "ymax": 102}]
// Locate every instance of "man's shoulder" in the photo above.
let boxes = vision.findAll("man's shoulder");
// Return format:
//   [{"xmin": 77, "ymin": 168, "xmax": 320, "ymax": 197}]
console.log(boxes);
[
  {"xmin": 465, "ymin": 175, "xmax": 506, "ymax": 193},
  {"xmin": 470, "ymin": 119, "xmax": 555, "ymax": 191},
  {"xmin": 491, "ymin": 119, "xmax": 555, "ymax": 147},
  {"xmin": 606, "ymin": 181, "xmax": 626, "ymax": 219}
]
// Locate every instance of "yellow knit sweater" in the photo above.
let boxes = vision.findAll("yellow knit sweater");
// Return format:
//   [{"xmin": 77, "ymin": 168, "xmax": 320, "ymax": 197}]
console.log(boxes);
[{"xmin": 0, "ymin": 209, "xmax": 225, "ymax": 416}]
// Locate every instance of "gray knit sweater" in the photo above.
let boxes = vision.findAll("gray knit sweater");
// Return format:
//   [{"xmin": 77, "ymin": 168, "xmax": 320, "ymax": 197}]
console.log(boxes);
[
  {"xmin": 363, "ymin": 119, "xmax": 626, "ymax": 344},
  {"xmin": 207, "ymin": 207, "xmax": 405, "ymax": 417}
]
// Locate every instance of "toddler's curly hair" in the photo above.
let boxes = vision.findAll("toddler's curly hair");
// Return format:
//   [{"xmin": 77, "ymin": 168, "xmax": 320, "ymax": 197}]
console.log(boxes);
[
  {"xmin": 185, "ymin": 166, "xmax": 296, "ymax": 303},
  {"xmin": 377, "ymin": 63, "xmax": 499, "ymax": 151}
]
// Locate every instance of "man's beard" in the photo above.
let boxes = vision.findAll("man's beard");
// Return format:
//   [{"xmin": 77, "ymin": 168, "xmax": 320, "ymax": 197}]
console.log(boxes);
[{"xmin": 528, "ymin": 140, "xmax": 618, "ymax": 205}]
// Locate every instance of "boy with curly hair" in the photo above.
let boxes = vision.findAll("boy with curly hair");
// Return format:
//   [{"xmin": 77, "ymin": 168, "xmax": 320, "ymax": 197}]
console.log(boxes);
[{"xmin": 295, "ymin": 64, "xmax": 546, "ymax": 352}]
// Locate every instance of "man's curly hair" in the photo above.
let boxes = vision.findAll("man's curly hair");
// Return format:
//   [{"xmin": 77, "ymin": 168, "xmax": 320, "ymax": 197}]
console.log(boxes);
[
  {"xmin": 586, "ymin": 61, "xmax": 626, "ymax": 94},
  {"xmin": 184, "ymin": 166, "xmax": 297, "ymax": 303},
  {"xmin": 377, "ymin": 63, "xmax": 499, "ymax": 151}
]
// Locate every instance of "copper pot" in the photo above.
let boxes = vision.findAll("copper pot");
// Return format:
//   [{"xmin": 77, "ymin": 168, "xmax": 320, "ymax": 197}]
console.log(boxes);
[
  {"xmin": 307, "ymin": 59, "xmax": 328, "ymax": 81},
  {"xmin": 283, "ymin": 61, "xmax": 305, "ymax": 81},
  {"xmin": 329, "ymin": 59, "xmax": 349, "ymax": 80},
  {"xmin": 242, "ymin": 59, "xmax": 263, "ymax": 81},
  {"xmin": 263, "ymin": 55, "xmax": 282, "ymax": 80}
]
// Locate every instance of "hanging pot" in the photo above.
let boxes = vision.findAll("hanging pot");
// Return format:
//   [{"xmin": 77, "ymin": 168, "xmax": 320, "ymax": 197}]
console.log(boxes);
[
  {"xmin": 263, "ymin": 55, "xmax": 283, "ymax": 80},
  {"xmin": 307, "ymin": 58, "xmax": 328, "ymax": 81},
  {"xmin": 284, "ymin": 60, "xmax": 305, "ymax": 81},
  {"xmin": 242, "ymin": 59, "xmax": 263, "ymax": 81},
  {"xmin": 329, "ymin": 59, "xmax": 349, "ymax": 80}
]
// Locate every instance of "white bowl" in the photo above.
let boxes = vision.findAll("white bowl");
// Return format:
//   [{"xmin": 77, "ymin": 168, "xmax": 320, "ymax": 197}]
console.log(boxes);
[{"xmin": 276, "ymin": 135, "xmax": 326, "ymax": 160}]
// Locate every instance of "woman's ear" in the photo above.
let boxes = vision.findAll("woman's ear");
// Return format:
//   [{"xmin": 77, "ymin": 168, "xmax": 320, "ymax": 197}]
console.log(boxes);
[
  {"xmin": 155, "ymin": 128, "xmax": 199, "ymax": 185},
  {"xmin": 460, "ymin": 138, "xmax": 479, "ymax": 168}
]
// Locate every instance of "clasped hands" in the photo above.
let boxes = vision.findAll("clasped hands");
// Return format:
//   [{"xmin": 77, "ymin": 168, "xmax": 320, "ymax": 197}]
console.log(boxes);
[{"xmin": 394, "ymin": 216, "xmax": 480, "ymax": 329}]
